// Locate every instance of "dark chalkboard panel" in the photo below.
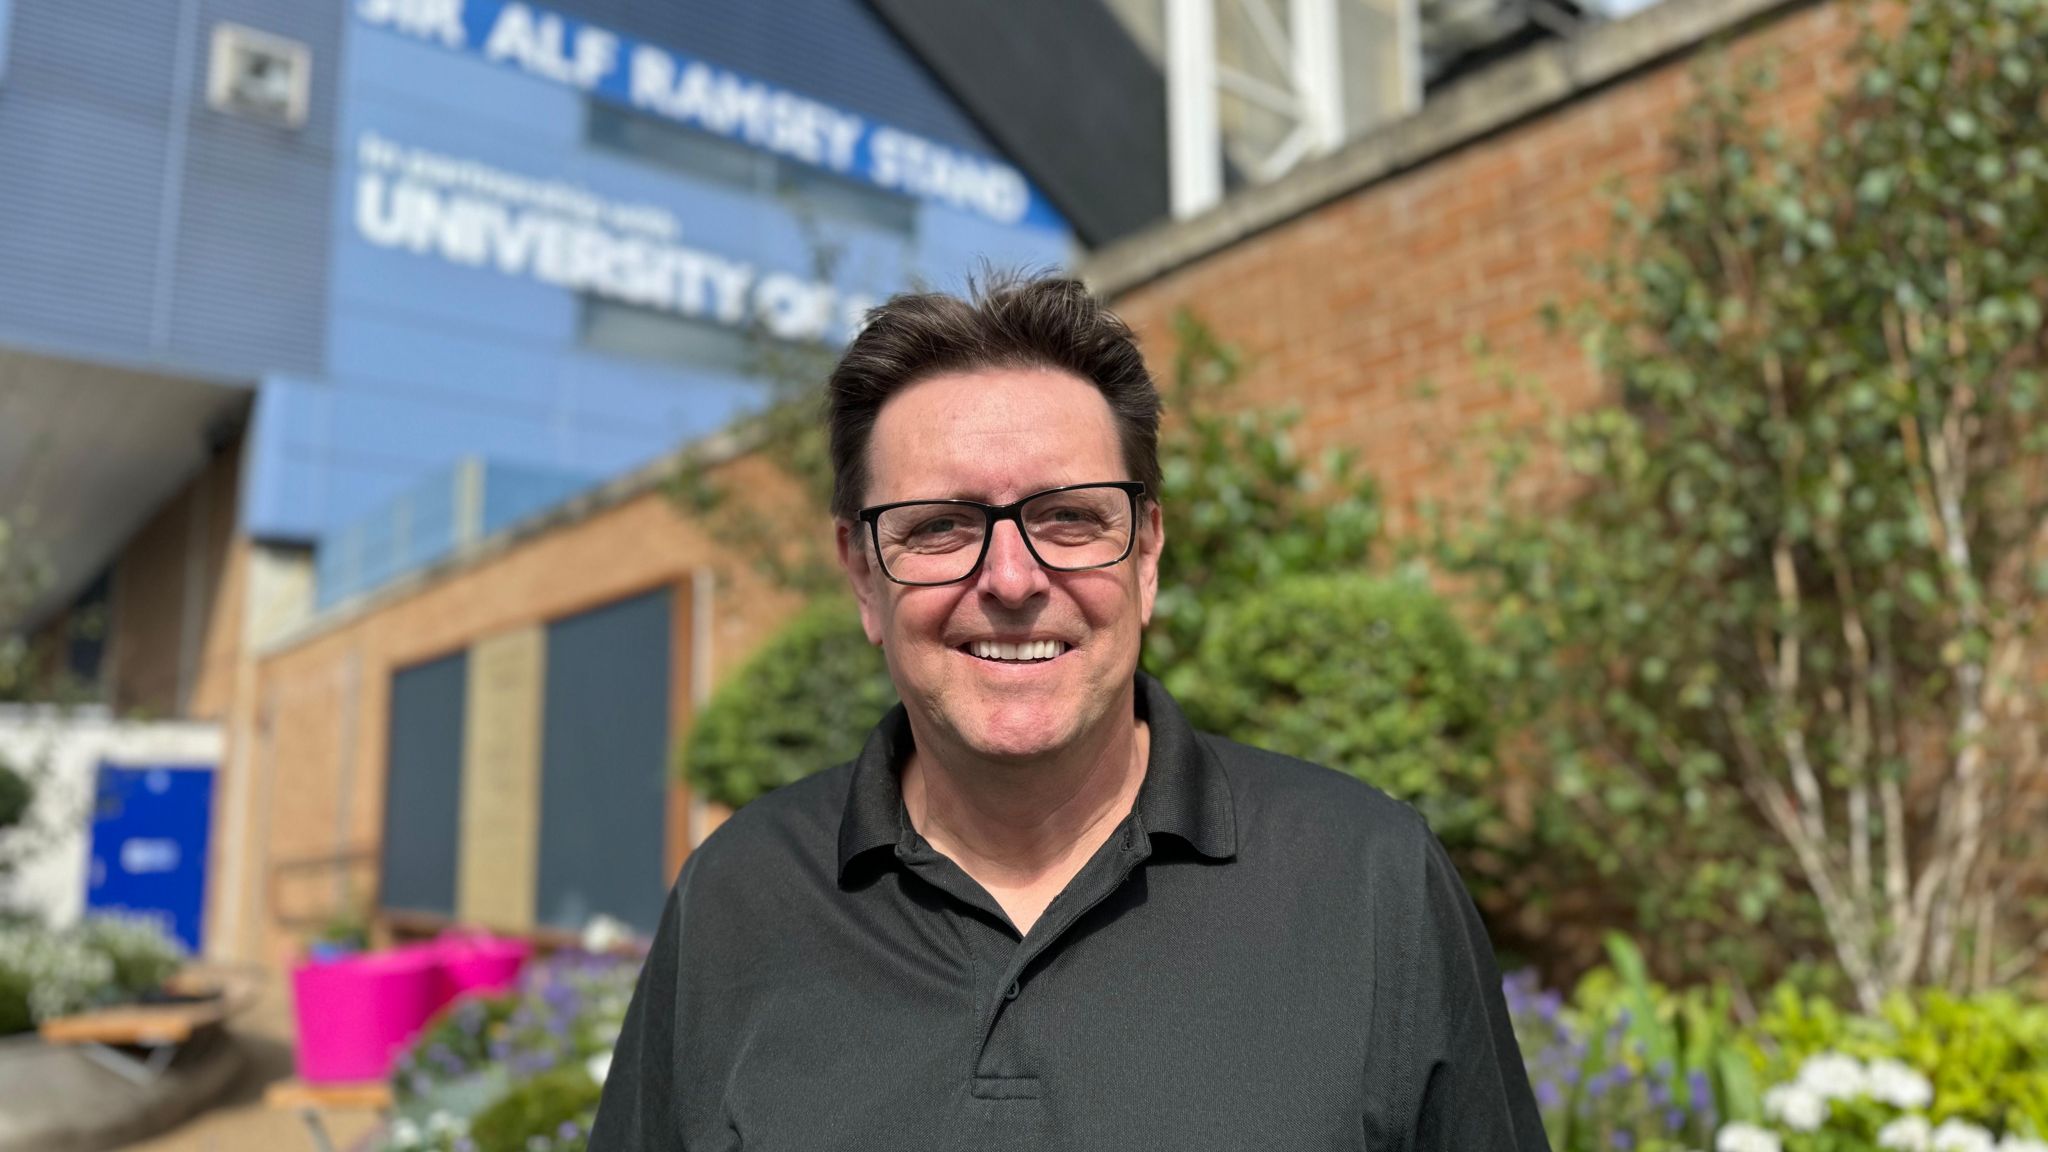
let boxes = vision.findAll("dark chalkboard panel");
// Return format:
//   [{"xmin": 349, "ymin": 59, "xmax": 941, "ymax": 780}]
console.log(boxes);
[
  {"xmin": 380, "ymin": 651, "xmax": 468, "ymax": 919},
  {"xmin": 537, "ymin": 589, "xmax": 671, "ymax": 935}
]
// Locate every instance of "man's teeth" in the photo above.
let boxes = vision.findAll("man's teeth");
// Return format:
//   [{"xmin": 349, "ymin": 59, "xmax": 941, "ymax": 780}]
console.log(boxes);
[{"xmin": 970, "ymin": 640, "xmax": 1066, "ymax": 662}]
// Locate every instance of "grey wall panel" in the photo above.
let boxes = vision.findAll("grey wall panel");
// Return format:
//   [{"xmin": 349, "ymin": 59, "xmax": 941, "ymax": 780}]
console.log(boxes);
[
  {"xmin": 0, "ymin": 0, "xmax": 337, "ymax": 377},
  {"xmin": 165, "ymin": 0, "xmax": 341, "ymax": 373},
  {"xmin": 538, "ymin": 588, "xmax": 670, "ymax": 936},
  {"xmin": 381, "ymin": 650, "xmax": 468, "ymax": 919}
]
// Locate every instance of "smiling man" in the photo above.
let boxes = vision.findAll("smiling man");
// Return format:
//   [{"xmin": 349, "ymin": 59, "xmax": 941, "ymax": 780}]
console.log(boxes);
[{"xmin": 589, "ymin": 276, "xmax": 1548, "ymax": 1151}]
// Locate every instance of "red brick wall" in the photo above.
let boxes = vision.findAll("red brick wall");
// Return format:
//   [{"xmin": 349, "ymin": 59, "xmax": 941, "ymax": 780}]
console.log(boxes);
[{"xmin": 1107, "ymin": 1, "xmax": 1870, "ymax": 530}]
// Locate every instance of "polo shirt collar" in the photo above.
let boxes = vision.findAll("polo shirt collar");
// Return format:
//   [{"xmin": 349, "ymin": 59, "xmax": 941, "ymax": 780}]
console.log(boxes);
[{"xmin": 837, "ymin": 672, "xmax": 1238, "ymax": 885}]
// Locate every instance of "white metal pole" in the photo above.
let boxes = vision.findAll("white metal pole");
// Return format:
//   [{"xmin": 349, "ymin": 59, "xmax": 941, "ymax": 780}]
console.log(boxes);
[
  {"xmin": 1290, "ymin": 0, "xmax": 1346, "ymax": 153},
  {"xmin": 1166, "ymin": 0, "xmax": 1222, "ymax": 218},
  {"xmin": 1397, "ymin": 0, "xmax": 1424, "ymax": 114}
]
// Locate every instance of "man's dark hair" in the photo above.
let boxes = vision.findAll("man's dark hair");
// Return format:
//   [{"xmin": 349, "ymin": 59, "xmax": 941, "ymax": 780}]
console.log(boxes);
[{"xmin": 826, "ymin": 273, "xmax": 1162, "ymax": 520}]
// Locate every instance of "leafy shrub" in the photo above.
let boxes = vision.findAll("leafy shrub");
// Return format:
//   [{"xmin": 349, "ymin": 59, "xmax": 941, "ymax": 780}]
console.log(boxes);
[
  {"xmin": 1168, "ymin": 572, "xmax": 1497, "ymax": 852},
  {"xmin": 1144, "ymin": 312, "xmax": 1382, "ymax": 673},
  {"xmin": 0, "ymin": 913, "xmax": 184, "ymax": 1034},
  {"xmin": 0, "ymin": 923, "xmax": 115, "ymax": 1033},
  {"xmin": 1750, "ymin": 985, "xmax": 2048, "ymax": 1139},
  {"xmin": 0, "ymin": 758, "xmax": 30, "ymax": 832},
  {"xmin": 1510, "ymin": 938, "xmax": 2048, "ymax": 1151},
  {"xmin": 1438, "ymin": 0, "xmax": 2048, "ymax": 999},
  {"xmin": 680, "ymin": 597, "xmax": 896, "ymax": 809},
  {"xmin": 71, "ymin": 912, "xmax": 185, "ymax": 996},
  {"xmin": 467, "ymin": 1065, "xmax": 603, "ymax": 1152},
  {"xmin": 1510, "ymin": 936, "xmax": 1752, "ymax": 1152}
]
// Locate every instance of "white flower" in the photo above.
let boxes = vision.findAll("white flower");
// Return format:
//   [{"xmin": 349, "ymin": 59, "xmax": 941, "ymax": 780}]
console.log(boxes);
[
  {"xmin": 388, "ymin": 1118, "xmax": 422, "ymax": 1149},
  {"xmin": 1997, "ymin": 1138, "xmax": 2048, "ymax": 1152},
  {"xmin": 586, "ymin": 1052, "xmax": 613, "ymax": 1084},
  {"xmin": 581, "ymin": 914, "xmax": 633, "ymax": 954},
  {"xmin": 1867, "ymin": 1058, "xmax": 1935, "ymax": 1110},
  {"xmin": 1764, "ymin": 1083, "xmax": 1830, "ymax": 1131},
  {"xmin": 1717, "ymin": 1123, "xmax": 1786, "ymax": 1152},
  {"xmin": 1931, "ymin": 1120, "xmax": 1998, "ymax": 1152},
  {"xmin": 1797, "ymin": 1052, "xmax": 1871, "ymax": 1100},
  {"xmin": 1879, "ymin": 1117, "xmax": 1934, "ymax": 1152}
]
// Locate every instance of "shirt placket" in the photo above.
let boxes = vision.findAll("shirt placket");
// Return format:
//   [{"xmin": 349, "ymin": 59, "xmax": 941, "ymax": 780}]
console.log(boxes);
[{"xmin": 895, "ymin": 816, "xmax": 1154, "ymax": 1116}]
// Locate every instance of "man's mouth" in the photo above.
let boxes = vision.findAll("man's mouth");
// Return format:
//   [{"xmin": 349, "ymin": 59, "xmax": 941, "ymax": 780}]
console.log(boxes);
[{"xmin": 963, "ymin": 639, "xmax": 1069, "ymax": 663}]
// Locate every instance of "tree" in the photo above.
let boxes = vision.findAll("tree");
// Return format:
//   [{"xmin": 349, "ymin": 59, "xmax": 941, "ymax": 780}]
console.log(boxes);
[{"xmin": 1440, "ymin": 0, "xmax": 2048, "ymax": 1007}]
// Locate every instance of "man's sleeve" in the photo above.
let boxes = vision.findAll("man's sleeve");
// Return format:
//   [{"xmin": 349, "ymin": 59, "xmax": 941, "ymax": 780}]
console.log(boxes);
[
  {"xmin": 587, "ymin": 861, "xmax": 692, "ymax": 1152},
  {"xmin": 1411, "ymin": 825, "xmax": 1552, "ymax": 1152}
]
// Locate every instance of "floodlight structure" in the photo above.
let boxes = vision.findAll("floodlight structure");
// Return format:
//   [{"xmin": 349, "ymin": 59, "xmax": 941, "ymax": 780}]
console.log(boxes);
[{"xmin": 1161, "ymin": 0, "xmax": 1422, "ymax": 218}]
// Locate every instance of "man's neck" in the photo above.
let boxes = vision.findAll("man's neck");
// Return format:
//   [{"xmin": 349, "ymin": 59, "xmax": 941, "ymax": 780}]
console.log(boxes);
[{"xmin": 901, "ymin": 700, "xmax": 1150, "ymax": 921}]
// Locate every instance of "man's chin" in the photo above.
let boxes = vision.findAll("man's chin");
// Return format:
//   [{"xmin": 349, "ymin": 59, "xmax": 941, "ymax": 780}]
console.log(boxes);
[{"xmin": 954, "ymin": 707, "xmax": 1089, "ymax": 764}]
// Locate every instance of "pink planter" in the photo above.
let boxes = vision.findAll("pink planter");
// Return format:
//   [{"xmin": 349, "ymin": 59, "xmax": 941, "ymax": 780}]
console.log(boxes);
[
  {"xmin": 431, "ymin": 935, "xmax": 530, "ymax": 1002},
  {"xmin": 290, "ymin": 933, "xmax": 531, "ymax": 1083},
  {"xmin": 290, "ymin": 948, "xmax": 444, "ymax": 1082}
]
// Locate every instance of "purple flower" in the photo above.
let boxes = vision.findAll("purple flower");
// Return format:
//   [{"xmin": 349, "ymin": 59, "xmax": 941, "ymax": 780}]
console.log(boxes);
[
  {"xmin": 558, "ymin": 1120, "xmax": 581, "ymax": 1140},
  {"xmin": 1587, "ymin": 1071, "xmax": 1612, "ymax": 1097},
  {"xmin": 1665, "ymin": 1108, "xmax": 1685, "ymax": 1132},
  {"xmin": 1536, "ymin": 1080, "xmax": 1562, "ymax": 1109},
  {"xmin": 1612, "ymin": 1131, "xmax": 1634, "ymax": 1151},
  {"xmin": 1687, "ymin": 1070, "xmax": 1712, "ymax": 1112}
]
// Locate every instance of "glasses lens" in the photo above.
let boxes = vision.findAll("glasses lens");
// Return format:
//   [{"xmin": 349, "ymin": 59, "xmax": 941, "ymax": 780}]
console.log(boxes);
[
  {"xmin": 873, "ymin": 504, "xmax": 988, "ymax": 584},
  {"xmin": 1021, "ymin": 486, "xmax": 1134, "ymax": 571}
]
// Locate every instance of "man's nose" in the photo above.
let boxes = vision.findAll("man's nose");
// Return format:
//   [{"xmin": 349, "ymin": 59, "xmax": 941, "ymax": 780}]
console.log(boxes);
[{"xmin": 976, "ymin": 520, "xmax": 1051, "ymax": 606}]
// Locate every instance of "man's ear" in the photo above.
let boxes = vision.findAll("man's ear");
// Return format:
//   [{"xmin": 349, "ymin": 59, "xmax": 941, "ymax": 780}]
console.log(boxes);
[
  {"xmin": 1136, "ymin": 499, "xmax": 1164, "ymax": 629},
  {"xmin": 836, "ymin": 520, "xmax": 886, "ymax": 646}
]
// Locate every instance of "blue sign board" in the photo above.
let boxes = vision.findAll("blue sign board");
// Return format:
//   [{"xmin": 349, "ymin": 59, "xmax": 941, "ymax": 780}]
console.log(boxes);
[{"xmin": 85, "ymin": 764, "xmax": 214, "ymax": 956}]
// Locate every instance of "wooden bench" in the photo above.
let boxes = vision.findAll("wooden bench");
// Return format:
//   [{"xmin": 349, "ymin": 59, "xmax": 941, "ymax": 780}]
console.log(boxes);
[
  {"xmin": 36, "ymin": 967, "xmax": 258, "ymax": 1085},
  {"xmin": 264, "ymin": 1079, "xmax": 394, "ymax": 1152}
]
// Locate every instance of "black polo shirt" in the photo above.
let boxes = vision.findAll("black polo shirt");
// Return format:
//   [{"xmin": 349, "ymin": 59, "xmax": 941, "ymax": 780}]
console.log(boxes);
[{"xmin": 590, "ymin": 674, "xmax": 1548, "ymax": 1151}]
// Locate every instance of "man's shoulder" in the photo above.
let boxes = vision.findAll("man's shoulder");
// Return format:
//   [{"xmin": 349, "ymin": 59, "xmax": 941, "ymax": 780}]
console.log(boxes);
[
  {"xmin": 685, "ymin": 761, "xmax": 858, "ymax": 880},
  {"xmin": 1196, "ymin": 731, "xmax": 1434, "ymax": 852}
]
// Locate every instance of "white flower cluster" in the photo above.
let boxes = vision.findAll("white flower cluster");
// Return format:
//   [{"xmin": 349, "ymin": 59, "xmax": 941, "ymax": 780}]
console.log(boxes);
[
  {"xmin": 72, "ymin": 911, "xmax": 187, "ymax": 966},
  {"xmin": 384, "ymin": 1109, "xmax": 469, "ymax": 1151},
  {"xmin": 1877, "ymin": 1117, "xmax": 2048, "ymax": 1152},
  {"xmin": 1709, "ymin": 1050, "xmax": 2043, "ymax": 1152},
  {"xmin": 0, "ymin": 924, "xmax": 115, "ymax": 1021},
  {"xmin": 1756, "ymin": 1052, "xmax": 1935, "ymax": 1134}
]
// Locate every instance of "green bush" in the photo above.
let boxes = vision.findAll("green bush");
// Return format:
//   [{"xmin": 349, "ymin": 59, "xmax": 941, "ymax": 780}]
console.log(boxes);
[
  {"xmin": 0, "ymin": 922, "xmax": 115, "ymax": 1034},
  {"xmin": 1144, "ymin": 312, "xmax": 1382, "ymax": 673},
  {"xmin": 0, "ymin": 759, "xmax": 30, "ymax": 833},
  {"xmin": 467, "ymin": 1066, "xmax": 603, "ymax": 1152},
  {"xmin": 1751, "ymin": 984, "xmax": 2048, "ymax": 1137},
  {"xmin": 680, "ymin": 597, "xmax": 897, "ymax": 808},
  {"xmin": 71, "ymin": 913, "xmax": 184, "ymax": 998},
  {"xmin": 1168, "ymin": 572, "xmax": 1498, "ymax": 853}
]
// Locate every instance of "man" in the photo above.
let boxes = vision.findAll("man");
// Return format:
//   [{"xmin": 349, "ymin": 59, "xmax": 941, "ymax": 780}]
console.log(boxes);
[{"xmin": 590, "ymin": 276, "xmax": 1548, "ymax": 1150}]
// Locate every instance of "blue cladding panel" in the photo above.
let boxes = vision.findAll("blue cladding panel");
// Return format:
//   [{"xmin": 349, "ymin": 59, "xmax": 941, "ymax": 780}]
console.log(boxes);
[
  {"xmin": 0, "ymin": 0, "xmax": 13, "ymax": 85},
  {"xmin": 381, "ymin": 651, "xmax": 468, "ymax": 920},
  {"xmin": 537, "ymin": 589, "xmax": 669, "ymax": 936}
]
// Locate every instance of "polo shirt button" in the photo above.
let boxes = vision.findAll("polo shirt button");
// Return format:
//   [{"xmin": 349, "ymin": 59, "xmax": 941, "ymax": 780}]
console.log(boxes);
[{"xmin": 1004, "ymin": 980, "xmax": 1020, "ymax": 1001}]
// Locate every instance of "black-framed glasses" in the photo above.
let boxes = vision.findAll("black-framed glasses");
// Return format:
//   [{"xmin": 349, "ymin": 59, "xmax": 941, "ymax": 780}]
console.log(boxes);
[{"xmin": 856, "ymin": 482, "xmax": 1147, "ymax": 587}]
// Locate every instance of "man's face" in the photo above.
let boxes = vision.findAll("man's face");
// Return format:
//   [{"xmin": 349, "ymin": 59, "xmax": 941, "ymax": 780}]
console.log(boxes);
[{"xmin": 838, "ymin": 367, "xmax": 1163, "ymax": 764}]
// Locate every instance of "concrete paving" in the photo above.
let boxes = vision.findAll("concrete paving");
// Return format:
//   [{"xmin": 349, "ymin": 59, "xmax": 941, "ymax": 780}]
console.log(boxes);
[
  {"xmin": 0, "ymin": 1024, "xmax": 240, "ymax": 1152},
  {"xmin": 115, "ymin": 984, "xmax": 384, "ymax": 1152}
]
